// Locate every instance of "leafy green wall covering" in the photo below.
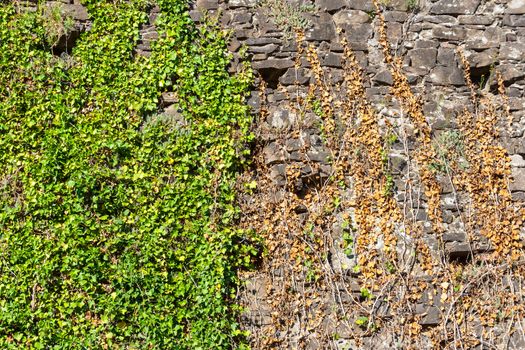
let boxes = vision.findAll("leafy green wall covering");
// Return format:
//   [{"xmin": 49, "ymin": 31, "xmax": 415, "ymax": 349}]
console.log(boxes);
[{"xmin": 0, "ymin": 1, "xmax": 254, "ymax": 348}]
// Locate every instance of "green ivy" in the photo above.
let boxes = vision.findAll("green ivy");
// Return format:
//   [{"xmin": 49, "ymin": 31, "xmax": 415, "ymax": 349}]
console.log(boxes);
[{"xmin": 0, "ymin": 0, "xmax": 254, "ymax": 348}]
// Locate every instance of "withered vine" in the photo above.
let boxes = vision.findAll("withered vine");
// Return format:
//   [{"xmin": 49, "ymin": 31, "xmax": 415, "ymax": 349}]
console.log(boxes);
[{"xmin": 238, "ymin": 2, "xmax": 525, "ymax": 349}]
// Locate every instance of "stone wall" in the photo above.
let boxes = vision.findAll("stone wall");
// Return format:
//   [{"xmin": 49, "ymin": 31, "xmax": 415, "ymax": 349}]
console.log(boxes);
[
  {"xmin": 187, "ymin": 0, "xmax": 525, "ymax": 348},
  {"xmin": 191, "ymin": 0, "xmax": 525, "ymax": 198},
  {"xmin": 192, "ymin": 0, "xmax": 525, "ymax": 253}
]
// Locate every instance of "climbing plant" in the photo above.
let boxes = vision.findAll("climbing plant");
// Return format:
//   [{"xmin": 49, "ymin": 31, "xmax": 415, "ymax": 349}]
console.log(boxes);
[{"xmin": 0, "ymin": 0, "xmax": 254, "ymax": 348}]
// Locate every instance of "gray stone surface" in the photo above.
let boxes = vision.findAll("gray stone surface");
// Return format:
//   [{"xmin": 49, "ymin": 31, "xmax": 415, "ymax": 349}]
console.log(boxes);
[
  {"xmin": 429, "ymin": 66, "xmax": 465, "ymax": 85},
  {"xmin": 306, "ymin": 13, "xmax": 336, "ymax": 41},
  {"xmin": 465, "ymin": 27, "xmax": 502, "ymax": 50},
  {"xmin": 511, "ymin": 154, "xmax": 525, "ymax": 168},
  {"xmin": 432, "ymin": 27, "xmax": 467, "ymax": 41},
  {"xmin": 333, "ymin": 9, "xmax": 370, "ymax": 26},
  {"xmin": 500, "ymin": 42, "xmax": 525, "ymax": 61},
  {"xmin": 409, "ymin": 48, "xmax": 438, "ymax": 70},
  {"xmin": 506, "ymin": 0, "xmax": 525, "ymax": 14},
  {"xmin": 252, "ymin": 58, "xmax": 295, "ymax": 70},
  {"xmin": 63, "ymin": 4, "xmax": 89, "ymax": 21},
  {"xmin": 430, "ymin": 0, "xmax": 481, "ymax": 15},
  {"xmin": 344, "ymin": 23, "xmax": 374, "ymax": 44},
  {"xmin": 503, "ymin": 14, "xmax": 525, "ymax": 26},
  {"xmin": 511, "ymin": 168, "xmax": 525, "ymax": 191},
  {"xmin": 315, "ymin": 0, "xmax": 347, "ymax": 12}
]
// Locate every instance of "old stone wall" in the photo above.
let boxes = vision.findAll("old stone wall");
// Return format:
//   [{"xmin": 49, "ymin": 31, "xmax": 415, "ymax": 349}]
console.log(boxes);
[
  {"xmin": 191, "ymin": 0, "xmax": 525, "ymax": 190},
  {"xmin": 188, "ymin": 0, "xmax": 525, "ymax": 348}
]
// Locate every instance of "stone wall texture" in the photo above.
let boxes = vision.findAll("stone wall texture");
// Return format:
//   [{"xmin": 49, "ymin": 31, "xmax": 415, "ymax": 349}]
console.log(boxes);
[
  {"xmin": 187, "ymin": 0, "xmax": 525, "ymax": 348},
  {"xmin": 191, "ymin": 0, "xmax": 525, "ymax": 208}
]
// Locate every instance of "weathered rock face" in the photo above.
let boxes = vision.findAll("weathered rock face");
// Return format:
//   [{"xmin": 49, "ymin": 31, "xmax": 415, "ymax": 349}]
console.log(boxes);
[
  {"xmin": 430, "ymin": 0, "xmax": 481, "ymax": 15},
  {"xmin": 193, "ymin": 0, "xmax": 525, "ymax": 197}
]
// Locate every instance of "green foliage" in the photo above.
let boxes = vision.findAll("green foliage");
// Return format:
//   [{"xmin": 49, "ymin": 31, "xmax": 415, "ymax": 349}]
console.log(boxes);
[
  {"xmin": 406, "ymin": 0, "xmax": 419, "ymax": 11},
  {"xmin": 355, "ymin": 316, "xmax": 369, "ymax": 327},
  {"xmin": 312, "ymin": 98, "xmax": 323, "ymax": 117},
  {"xmin": 40, "ymin": 3, "xmax": 76, "ymax": 47},
  {"xmin": 342, "ymin": 231, "xmax": 354, "ymax": 257},
  {"xmin": 257, "ymin": 0, "xmax": 315, "ymax": 41},
  {"xmin": 0, "ymin": 1, "xmax": 254, "ymax": 348},
  {"xmin": 360, "ymin": 288, "xmax": 373, "ymax": 299},
  {"xmin": 430, "ymin": 130, "xmax": 467, "ymax": 174},
  {"xmin": 385, "ymin": 261, "xmax": 396, "ymax": 274}
]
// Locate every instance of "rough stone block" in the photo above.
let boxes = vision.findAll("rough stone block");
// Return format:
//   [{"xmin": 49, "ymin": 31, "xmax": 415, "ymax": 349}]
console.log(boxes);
[
  {"xmin": 458, "ymin": 15, "xmax": 494, "ymax": 25},
  {"xmin": 466, "ymin": 48, "xmax": 498, "ymax": 69},
  {"xmin": 437, "ymin": 46, "xmax": 456, "ymax": 65},
  {"xmin": 346, "ymin": 0, "xmax": 374, "ymax": 11},
  {"xmin": 441, "ymin": 193, "xmax": 461, "ymax": 210},
  {"xmin": 503, "ymin": 14, "xmax": 525, "ymax": 26},
  {"xmin": 279, "ymin": 67, "xmax": 310, "ymax": 85},
  {"xmin": 508, "ymin": 97, "xmax": 525, "ymax": 111},
  {"xmin": 231, "ymin": 10, "xmax": 252, "ymax": 23},
  {"xmin": 428, "ymin": 66, "xmax": 465, "ymax": 86},
  {"xmin": 315, "ymin": 0, "xmax": 347, "ymax": 12},
  {"xmin": 384, "ymin": 11, "xmax": 409, "ymax": 22},
  {"xmin": 252, "ymin": 58, "xmax": 295, "ymax": 70},
  {"xmin": 465, "ymin": 28, "xmax": 502, "ymax": 50},
  {"xmin": 421, "ymin": 14, "xmax": 457, "ymax": 24},
  {"xmin": 342, "ymin": 23, "xmax": 373, "ymax": 43},
  {"xmin": 236, "ymin": 28, "xmax": 255, "ymax": 39},
  {"xmin": 263, "ymin": 142, "xmax": 286, "ymax": 165},
  {"xmin": 286, "ymin": 139, "xmax": 303, "ymax": 152},
  {"xmin": 500, "ymin": 42, "xmax": 525, "ymax": 61},
  {"xmin": 306, "ymin": 13, "xmax": 336, "ymax": 41},
  {"xmin": 270, "ymin": 164, "xmax": 287, "ymax": 186},
  {"xmin": 418, "ymin": 306, "xmax": 441, "ymax": 326},
  {"xmin": 245, "ymin": 37, "xmax": 281, "ymax": 46},
  {"xmin": 511, "ymin": 154, "xmax": 525, "ymax": 168},
  {"xmin": 267, "ymin": 108, "xmax": 296, "ymax": 129},
  {"xmin": 415, "ymin": 40, "xmax": 440, "ymax": 49},
  {"xmin": 247, "ymin": 91, "xmax": 261, "ymax": 113},
  {"xmin": 322, "ymin": 52, "xmax": 343, "ymax": 67},
  {"xmin": 389, "ymin": 154, "xmax": 407, "ymax": 174},
  {"xmin": 443, "ymin": 231, "xmax": 466, "ymax": 242},
  {"xmin": 386, "ymin": 22, "xmax": 403, "ymax": 41},
  {"xmin": 62, "ymin": 3, "xmax": 89, "ymax": 21},
  {"xmin": 228, "ymin": 0, "xmax": 257, "ymax": 8},
  {"xmin": 409, "ymin": 48, "xmax": 438, "ymax": 70},
  {"xmin": 252, "ymin": 9, "xmax": 279, "ymax": 33},
  {"xmin": 446, "ymin": 241, "xmax": 472, "ymax": 259},
  {"xmin": 432, "ymin": 27, "xmax": 467, "ymax": 41},
  {"xmin": 373, "ymin": 69, "xmax": 394, "ymax": 85},
  {"xmin": 247, "ymin": 43, "xmax": 278, "ymax": 54},
  {"xmin": 333, "ymin": 10, "xmax": 370, "ymax": 27},
  {"xmin": 506, "ymin": 0, "xmax": 525, "ymax": 14},
  {"xmin": 510, "ymin": 168, "xmax": 525, "ymax": 192},
  {"xmin": 502, "ymin": 136, "xmax": 525, "ymax": 154},
  {"xmin": 196, "ymin": 0, "xmax": 219, "ymax": 10},
  {"xmin": 498, "ymin": 64, "xmax": 525, "ymax": 83},
  {"xmin": 251, "ymin": 53, "xmax": 267, "ymax": 61},
  {"xmin": 430, "ymin": 0, "xmax": 481, "ymax": 15},
  {"xmin": 307, "ymin": 149, "xmax": 331, "ymax": 163}
]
